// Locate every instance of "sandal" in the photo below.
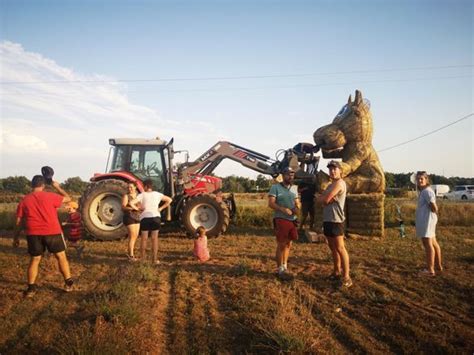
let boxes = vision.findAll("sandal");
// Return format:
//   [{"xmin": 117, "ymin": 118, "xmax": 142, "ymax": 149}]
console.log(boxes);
[
  {"xmin": 341, "ymin": 278, "xmax": 353, "ymax": 288},
  {"xmin": 127, "ymin": 254, "xmax": 139, "ymax": 262}
]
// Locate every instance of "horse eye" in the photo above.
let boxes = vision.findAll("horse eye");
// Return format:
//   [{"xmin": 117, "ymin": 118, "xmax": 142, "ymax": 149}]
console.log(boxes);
[{"xmin": 337, "ymin": 104, "xmax": 349, "ymax": 117}]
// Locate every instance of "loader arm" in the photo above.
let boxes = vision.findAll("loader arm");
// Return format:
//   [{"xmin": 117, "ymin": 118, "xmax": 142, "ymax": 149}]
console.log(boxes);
[{"xmin": 179, "ymin": 141, "xmax": 280, "ymax": 177}]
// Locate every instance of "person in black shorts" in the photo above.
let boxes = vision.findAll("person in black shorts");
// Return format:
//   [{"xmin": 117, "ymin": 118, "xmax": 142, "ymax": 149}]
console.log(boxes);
[
  {"xmin": 130, "ymin": 179, "xmax": 172, "ymax": 265},
  {"xmin": 122, "ymin": 182, "xmax": 140, "ymax": 261},
  {"xmin": 14, "ymin": 175, "xmax": 74, "ymax": 297},
  {"xmin": 316, "ymin": 160, "xmax": 352, "ymax": 288}
]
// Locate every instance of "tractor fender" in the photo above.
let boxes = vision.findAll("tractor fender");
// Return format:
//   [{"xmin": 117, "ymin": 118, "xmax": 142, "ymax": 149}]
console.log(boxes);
[{"xmin": 91, "ymin": 172, "xmax": 144, "ymax": 192}]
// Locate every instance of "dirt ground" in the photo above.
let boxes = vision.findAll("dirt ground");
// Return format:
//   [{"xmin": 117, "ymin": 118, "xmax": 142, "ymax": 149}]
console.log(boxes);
[{"xmin": 0, "ymin": 226, "xmax": 473, "ymax": 354}]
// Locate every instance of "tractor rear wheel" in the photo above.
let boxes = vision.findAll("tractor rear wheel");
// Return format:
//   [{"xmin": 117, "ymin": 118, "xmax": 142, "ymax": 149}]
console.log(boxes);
[
  {"xmin": 180, "ymin": 194, "xmax": 230, "ymax": 237},
  {"xmin": 80, "ymin": 179, "xmax": 128, "ymax": 241}
]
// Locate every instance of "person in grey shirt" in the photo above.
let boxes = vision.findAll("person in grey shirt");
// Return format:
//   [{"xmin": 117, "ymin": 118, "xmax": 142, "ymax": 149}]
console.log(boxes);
[
  {"xmin": 316, "ymin": 160, "xmax": 352, "ymax": 288},
  {"xmin": 415, "ymin": 171, "xmax": 442, "ymax": 276}
]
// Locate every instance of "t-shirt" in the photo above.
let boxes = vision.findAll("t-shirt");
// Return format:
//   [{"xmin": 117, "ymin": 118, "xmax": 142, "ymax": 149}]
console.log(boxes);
[
  {"xmin": 16, "ymin": 191, "xmax": 64, "ymax": 235},
  {"xmin": 323, "ymin": 180, "xmax": 347, "ymax": 223},
  {"xmin": 193, "ymin": 236, "xmax": 210, "ymax": 262},
  {"xmin": 268, "ymin": 183, "xmax": 298, "ymax": 221},
  {"xmin": 298, "ymin": 184, "xmax": 316, "ymax": 204},
  {"xmin": 135, "ymin": 191, "xmax": 164, "ymax": 219},
  {"xmin": 415, "ymin": 187, "xmax": 438, "ymax": 238},
  {"xmin": 65, "ymin": 211, "xmax": 83, "ymax": 241}
]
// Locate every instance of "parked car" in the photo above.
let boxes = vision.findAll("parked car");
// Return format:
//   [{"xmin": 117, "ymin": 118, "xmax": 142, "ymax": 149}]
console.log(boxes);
[{"xmin": 443, "ymin": 185, "xmax": 474, "ymax": 200}]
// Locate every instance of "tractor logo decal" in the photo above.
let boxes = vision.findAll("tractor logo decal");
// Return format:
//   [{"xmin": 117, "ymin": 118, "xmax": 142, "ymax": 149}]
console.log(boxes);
[
  {"xmin": 199, "ymin": 149, "xmax": 216, "ymax": 162},
  {"xmin": 234, "ymin": 150, "xmax": 256, "ymax": 163}
]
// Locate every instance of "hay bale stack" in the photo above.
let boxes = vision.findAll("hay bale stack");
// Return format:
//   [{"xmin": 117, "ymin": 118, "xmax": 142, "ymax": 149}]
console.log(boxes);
[
  {"xmin": 312, "ymin": 193, "xmax": 384, "ymax": 238},
  {"xmin": 345, "ymin": 193, "xmax": 384, "ymax": 238}
]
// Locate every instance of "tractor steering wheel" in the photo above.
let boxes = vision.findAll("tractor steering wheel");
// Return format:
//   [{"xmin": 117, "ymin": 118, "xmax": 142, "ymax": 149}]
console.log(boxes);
[{"xmin": 146, "ymin": 162, "xmax": 158, "ymax": 176}]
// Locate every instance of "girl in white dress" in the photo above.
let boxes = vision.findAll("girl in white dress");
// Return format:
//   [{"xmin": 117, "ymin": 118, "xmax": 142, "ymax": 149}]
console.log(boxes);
[{"xmin": 415, "ymin": 171, "xmax": 443, "ymax": 276}]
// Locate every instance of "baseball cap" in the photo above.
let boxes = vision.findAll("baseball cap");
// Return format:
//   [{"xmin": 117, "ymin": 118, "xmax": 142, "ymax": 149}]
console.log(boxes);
[
  {"xmin": 281, "ymin": 166, "xmax": 295, "ymax": 174},
  {"xmin": 327, "ymin": 160, "xmax": 342, "ymax": 169},
  {"xmin": 41, "ymin": 166, "xmax": 54, "ymax": 185}
]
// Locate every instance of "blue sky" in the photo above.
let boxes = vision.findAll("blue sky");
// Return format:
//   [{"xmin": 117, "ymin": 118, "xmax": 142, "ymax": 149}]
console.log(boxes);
[{"xmin": 1, "ymin": 0, "xmax": 472, "ymax": 181}]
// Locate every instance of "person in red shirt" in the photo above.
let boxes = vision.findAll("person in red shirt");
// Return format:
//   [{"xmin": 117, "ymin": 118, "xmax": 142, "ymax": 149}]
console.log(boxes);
[
  {"xmin": 14, "ymin": 175, "xmax": 74, "ymax": 298},
  {"xmin": 62, "ymin": 201, "xmax": 84, "ymax": 258}
]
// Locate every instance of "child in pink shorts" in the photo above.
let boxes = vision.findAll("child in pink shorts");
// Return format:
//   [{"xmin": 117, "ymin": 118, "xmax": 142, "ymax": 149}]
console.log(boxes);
[{"xmin": 193, "ymin": 226, "xmax": 210, "ymax": 263}]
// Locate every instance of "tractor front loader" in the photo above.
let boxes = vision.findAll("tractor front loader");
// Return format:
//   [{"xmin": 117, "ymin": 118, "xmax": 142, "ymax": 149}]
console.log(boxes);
[{"xmin": 80, "ymin": 138, "xmax": 319, "ymax": 240}]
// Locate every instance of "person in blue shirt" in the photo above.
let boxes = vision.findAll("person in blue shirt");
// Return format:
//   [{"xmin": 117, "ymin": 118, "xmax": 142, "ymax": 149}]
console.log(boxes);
[{"xmin": 268, "ymin": 167, "xmax": 300, "ymax": 277}]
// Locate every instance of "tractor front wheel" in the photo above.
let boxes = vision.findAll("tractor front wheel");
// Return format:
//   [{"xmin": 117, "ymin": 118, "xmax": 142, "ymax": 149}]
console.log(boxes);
[{"xmin": 180, "ymin": 194, "xmax": 230, "ymax": 237}]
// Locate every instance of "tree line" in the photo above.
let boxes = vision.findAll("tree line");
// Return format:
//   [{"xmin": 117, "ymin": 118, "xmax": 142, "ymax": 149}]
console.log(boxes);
[{"xmin": 1, "ymin": 173, "xmax": 473, "ymax": 195}]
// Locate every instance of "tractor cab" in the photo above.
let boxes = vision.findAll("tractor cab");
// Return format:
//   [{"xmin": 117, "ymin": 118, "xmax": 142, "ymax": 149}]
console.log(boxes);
[{"xmin": 107, "ymin": 138, "xmax": 173, "ymax": 195}]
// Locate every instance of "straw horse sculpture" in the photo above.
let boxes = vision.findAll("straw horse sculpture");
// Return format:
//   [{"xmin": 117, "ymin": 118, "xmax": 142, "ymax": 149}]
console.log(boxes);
[{"xmin": 313, "ymin": 90, "xmax": 386, "ymax": 237}]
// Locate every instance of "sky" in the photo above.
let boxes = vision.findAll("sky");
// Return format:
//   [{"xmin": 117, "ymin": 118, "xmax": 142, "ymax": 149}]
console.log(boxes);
[{"xmin": 0, "ymin": 0, "xmax": 472, "ymax": 182}]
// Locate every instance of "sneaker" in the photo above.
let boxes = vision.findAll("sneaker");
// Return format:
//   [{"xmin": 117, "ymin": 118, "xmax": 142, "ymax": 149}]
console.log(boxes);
[
  {"xmin": 341, "ymin": 278, "xmax": 353, "ymax": 288},
  {"xmin": 64, "ymin": 278, "xmax": 74, "ymax": 292},
  {"xmin": 24, "ymin": 284, "xmax": 37, "ymax": 298}
]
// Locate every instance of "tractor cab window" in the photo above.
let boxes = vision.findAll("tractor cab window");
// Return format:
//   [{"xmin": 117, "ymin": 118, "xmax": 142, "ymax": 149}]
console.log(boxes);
[
  {"xmin": 109, "ymin": 146, "xmax": 127, "ymax": 172},
  {"xmin": 130, "ymin": 147, "xmax": 166, "ymax": 192}
]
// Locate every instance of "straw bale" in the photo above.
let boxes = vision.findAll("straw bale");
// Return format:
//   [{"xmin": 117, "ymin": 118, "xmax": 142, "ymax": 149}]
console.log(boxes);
[
  {"xmin": 346, "ymin": 213, "xmax": 382, "ymax": 222},
  {"xmin": 346, "ymin": 221, "xmax": 382, "ymax": 229},
  {"xmin": 346, "ymin": 193, "xmax": 385, "ymax": 202}
]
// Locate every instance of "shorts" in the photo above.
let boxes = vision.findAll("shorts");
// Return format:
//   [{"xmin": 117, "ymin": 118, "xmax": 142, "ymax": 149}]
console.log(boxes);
[
  {"xmin": 323, "ymin": 222, "xmax": 345, "ymax": 238},
  {"xmin": 123, "ymin": 212, "xmax": 140, "ymax": 226},
  {"xmin": 27, "ymin": 234, "xmax": 66, "ymax": 256},
  {"xmin": 274, "ymin": 218, "xmax": 298, "ymax": 243},
  {"xmin": 140, "ymin": 217, "xmax": 161, "ymax": 231},
  {"xmin": 301, "ymin": 201, "xmax": 314, "ymax": 216}
]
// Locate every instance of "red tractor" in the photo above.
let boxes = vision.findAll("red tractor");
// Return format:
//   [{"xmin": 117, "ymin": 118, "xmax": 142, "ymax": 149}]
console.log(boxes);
[{"xmin": 80, "ymin": 137, "xmax": 319, "ymax": 240}]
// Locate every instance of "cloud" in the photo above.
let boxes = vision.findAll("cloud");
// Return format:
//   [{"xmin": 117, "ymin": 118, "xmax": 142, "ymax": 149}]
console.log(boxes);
[
  {"xmin": 0, "ymin": 41, "xmax": 226, "ymax": 180},
  {"xmin": 1, "ymin": 129, "xmax": 48, "ymax": 152}
]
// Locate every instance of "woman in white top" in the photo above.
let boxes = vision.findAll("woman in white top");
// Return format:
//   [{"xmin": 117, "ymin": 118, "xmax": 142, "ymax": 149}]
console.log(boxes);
[
  {"xmin": 132, "ymin": 179, "xmax": 172, "ymax": 264},
  {"xmin": 415, "ymin": 171, "xmax": 442, "ymax": 276}
]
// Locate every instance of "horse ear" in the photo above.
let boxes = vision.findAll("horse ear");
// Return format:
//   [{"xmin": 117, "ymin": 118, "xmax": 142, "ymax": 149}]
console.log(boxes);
[
  {"xmin": 355, "ymin": 90, "xmax": 363, "ymax": 105},
  {"xmin": 347, "ymin": 95, "xmax": 352, "ymax": 104}
]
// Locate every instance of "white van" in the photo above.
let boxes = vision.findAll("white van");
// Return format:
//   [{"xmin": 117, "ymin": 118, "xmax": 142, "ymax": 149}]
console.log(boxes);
[{"xmin": 430, "ymin": 184, "xmax": 450, "ymax": 197}]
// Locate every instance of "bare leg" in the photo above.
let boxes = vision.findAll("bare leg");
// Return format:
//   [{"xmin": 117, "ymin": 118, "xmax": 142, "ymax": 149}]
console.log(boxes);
[
  {"xmin": 334, "ymin": 236, "xmax": 350, "ymax": 279},
  {"xmin": 282, "ymin": 241, "xmax": 292, "ymax": 267},
  {"xmin": 140, "ymin": 231, "xmax": 149, "ymax": 261},
  {"xmin": 432, "ymin": 238, "xmax": 443, "ymax": 271},
  {"xmin": 422, "ymin": 238, "xmax": 435, "ymax": 274},
  {"xmin": 275, "ymin": 243, "xmax": 284, "ymax": 268},
  {"xmin": 127, "ymin": 223, "xmax": 140, "ymax": 257},
  {"xmin": 27, "ymin": 255, "xmax": 42, "ymax": 284},
  {"xmin": 326, "ymin": 237, "xmax": 341, "ymax": 276},
  {"xmin": 53, "ymin": 251, "xmax": 72, "ymax": 280},
  {"xmin": 151, "ymin": 230, "xmax": 159, "ymax": 263}
]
